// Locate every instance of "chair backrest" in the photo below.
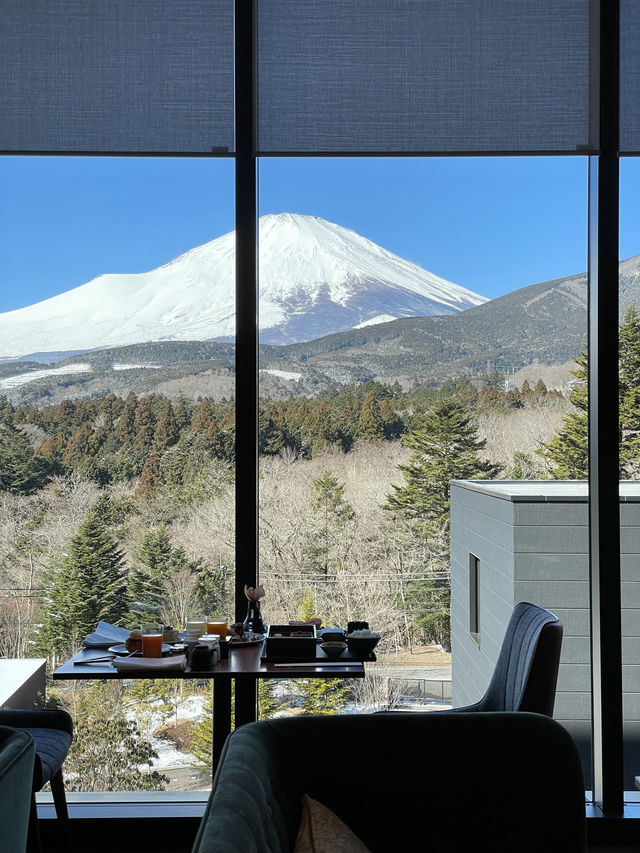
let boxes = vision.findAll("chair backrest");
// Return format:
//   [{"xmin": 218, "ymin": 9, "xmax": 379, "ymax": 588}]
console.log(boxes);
[
  {"xmin": 479, "ymin": 601, "xmax": 562, "ymax": 716},
  {"xmin": 193, "ymin": 712, "xmax": 586, "ymax": 853},
  {"xmin": 0, "ymin": 725, "xmax": 35, "ymax": 853}
]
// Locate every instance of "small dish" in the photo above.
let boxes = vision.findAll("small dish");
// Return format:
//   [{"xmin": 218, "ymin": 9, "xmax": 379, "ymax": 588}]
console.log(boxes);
[
  {"xmin": 229, "ymin": 633, "xmax": 265, "ymax": 646},
  {"xmin": 320, "ymin": 641, "xmax": 347, "ymax": 658},
  {"xmin": 108, "ymin": 643, "xmax": 172, "ymax": 656}
]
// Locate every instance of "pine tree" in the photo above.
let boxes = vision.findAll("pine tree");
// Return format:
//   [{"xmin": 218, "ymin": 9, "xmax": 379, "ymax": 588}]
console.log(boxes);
[
  {"xmin": 542, "ymin": 309, "xmax": 640, "ymax": 478},
  {"xmin": 540, "ymin": 350, "xmax": 588, "ymax": 478},
  {"xmin": 136, "ymin": 450, "xmax": 162, "ymax": 495},
  {"xmin": 307, "ymin": 472, "xmax": 355, "ymax": 576},
  {"xmin": 115, "ymin": 392, "xmax": 139, "ymax": 445},
  {"xmin": 0, "ymin": 422, "xmax": 52, "ymax": 495},
  {"xmin": 153, "ymin": 401, "xmax": 179, "ymax": 453},
  {"xmin": 133, "ymin": 398, "xmax": 157, "ymax": 454},
  {"xmin": 128, "ymin": 528, "xmax": 172, "ymax": 621},
  {"xmin": 384, "ymin": 398, "xmax": 500, "ymax": 536},
  {"xmin": 38, "ymin": 497, "xmax": 128, "ymax": 655},
  {"xmin": 191, "ymin": 398, "xmax": 214, "ymax": 434},
  {"xmin": 619, "ymin": 305, "xmax": 640, "ymax": 475},
  {"xmin": 357, "ymin": 391, "xmax": 384, "ymax": 441}
]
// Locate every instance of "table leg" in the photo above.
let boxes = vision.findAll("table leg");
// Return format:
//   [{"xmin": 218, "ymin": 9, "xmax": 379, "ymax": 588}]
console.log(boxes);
[
  {"xmin": 212, "ymin": 678, "xmax": 231, "ymax": 777},
  {"xmin": 234, "ymin": 677, "xmax": 257, "ymax": 728}
]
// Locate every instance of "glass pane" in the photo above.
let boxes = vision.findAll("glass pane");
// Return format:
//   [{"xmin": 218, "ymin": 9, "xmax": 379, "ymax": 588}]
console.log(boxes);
[
  {"xmin": 619, "ymin": 157, "xmax": 640, "ymax": 799},
  {"xmin": 621, "ymin": 0, "xmax": 640, "ymax": 153},
  {"xmin": 256, "ymin": 157, "xmax": 590, "ymax": 753},
  {"xmin": 0, "ymin": 156, "xmax": 234, "ymax": 792},
  {"xmin": 0, "ymin": 0, "xmax": 234, "ymax": 153},
  {"xmin": 258, "ymin": 0, "xmax": 594, "ymax": 154}
]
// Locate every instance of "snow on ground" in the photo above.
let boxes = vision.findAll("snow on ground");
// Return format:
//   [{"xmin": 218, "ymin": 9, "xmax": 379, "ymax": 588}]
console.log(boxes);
[
  {"xmin": 0, "ymin": 363, "xmax": 92, "ymax": 388},
  {"xmin": 112, "ymin": 362, "xmax": 162, "ymax": 370},
  {"xmin": 260, "ymin": 368, "xmax": 303, "ymax": 382}
]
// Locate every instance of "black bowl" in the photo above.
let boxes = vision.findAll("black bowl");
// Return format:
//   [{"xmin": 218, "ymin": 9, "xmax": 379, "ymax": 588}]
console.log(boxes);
[
  {"xmin": 320, "ymin": 641, "xmax": 347, "ymax": 658},
  {"xmin": 346, "ymin": 634, "xmax": 380, "ymax": 657}
]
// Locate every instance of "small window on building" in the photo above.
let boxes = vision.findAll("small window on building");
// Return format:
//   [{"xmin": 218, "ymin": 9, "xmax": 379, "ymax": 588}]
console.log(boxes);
[{"xmin": 469, "ymin": 553, "xmax": 480, "ymax": 642}]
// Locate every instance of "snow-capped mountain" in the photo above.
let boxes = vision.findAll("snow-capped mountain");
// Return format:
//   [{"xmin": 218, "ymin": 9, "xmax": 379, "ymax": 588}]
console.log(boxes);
[{"xmin": 0, "ymin": 213, "xmax": 487, "ymax": 358}]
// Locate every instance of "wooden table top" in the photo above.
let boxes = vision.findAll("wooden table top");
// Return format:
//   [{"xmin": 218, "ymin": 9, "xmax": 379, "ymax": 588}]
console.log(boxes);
[{"xmin": 54, "ymin": 642, "xmax": 366, "ymax": 680}]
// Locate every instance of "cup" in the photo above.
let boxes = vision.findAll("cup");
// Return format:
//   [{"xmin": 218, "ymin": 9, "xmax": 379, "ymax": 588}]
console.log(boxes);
[
  {"xmin": 141, "ymin": 624, "xmax": 163, "ymax": 657},
  {"xmin": 206, "ymin": 620, "xmax": 228, "ymax": 639},
  {"xmin": 185, "ymin": 619, "xmax": 206, "ymax": 637}
]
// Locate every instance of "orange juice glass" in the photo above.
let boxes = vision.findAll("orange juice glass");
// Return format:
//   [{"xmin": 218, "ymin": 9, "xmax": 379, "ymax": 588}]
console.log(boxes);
[
  {"xmin": 207, "ymin": 621, "xmax": 227, "ymax": 639},
  {"xmin": 141, "ymin": 624, "xmax": 163, "ymax": 657}
]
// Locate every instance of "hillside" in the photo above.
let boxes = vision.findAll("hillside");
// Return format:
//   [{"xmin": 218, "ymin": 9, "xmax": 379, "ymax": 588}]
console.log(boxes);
[{"xmin": 2, "ymin": 256, "xmax": 640, "ymax": 405}]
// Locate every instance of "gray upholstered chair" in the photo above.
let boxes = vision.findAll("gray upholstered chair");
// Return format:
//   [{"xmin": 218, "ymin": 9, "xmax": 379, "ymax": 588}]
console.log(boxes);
[
  {"xmin": 0, "ymin": 709, "xmax": 73, "ymax": 853},
  {"xmin": 192, "ymin": 712, "xmax": 586, "ymax": 853},
  {"xmin": 452, "ymin": 601, "xmax": 563, "ymax": 716},
  {"xmin": 0, "ymin": 725, "xmax": 35, "ymax": 853}
]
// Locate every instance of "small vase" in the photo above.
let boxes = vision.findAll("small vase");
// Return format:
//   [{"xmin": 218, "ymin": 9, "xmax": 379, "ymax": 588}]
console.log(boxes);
[{"xmin": 243, "ymin": 599, "xmax": 267, "ymax": 634}]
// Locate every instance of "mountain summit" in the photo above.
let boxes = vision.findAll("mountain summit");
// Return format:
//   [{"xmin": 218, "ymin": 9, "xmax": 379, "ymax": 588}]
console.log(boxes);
[{"xmin": 0, "ymin": 213, "xmax": 486, "ymax": 358}]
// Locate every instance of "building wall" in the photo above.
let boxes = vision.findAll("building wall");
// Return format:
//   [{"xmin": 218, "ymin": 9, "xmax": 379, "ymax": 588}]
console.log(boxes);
[{"xmin": 450, "ymin": 480, "xmax": 640, "ymax": 789}]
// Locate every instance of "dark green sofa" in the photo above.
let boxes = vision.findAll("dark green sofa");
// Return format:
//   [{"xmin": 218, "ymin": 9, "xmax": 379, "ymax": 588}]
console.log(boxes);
[
  {"xmin": 0, "ymin": 724, "xmax": 35, "ymax": 853},
  {"xmin": 191, "ymin": 712, "xmax": 586, "ymax": 853}
]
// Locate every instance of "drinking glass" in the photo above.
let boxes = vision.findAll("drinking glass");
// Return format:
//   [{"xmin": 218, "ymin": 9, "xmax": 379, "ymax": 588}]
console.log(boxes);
[{"xmin": 141, "ymin": 624, "xmax": 163, "ymax": 657}]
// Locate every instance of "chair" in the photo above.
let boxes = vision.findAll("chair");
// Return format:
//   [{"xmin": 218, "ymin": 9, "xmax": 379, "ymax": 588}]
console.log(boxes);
[
  {"xmin": 191, "ymin": 712, "xmax": 586, "ymax": 853},
  {"xmin": 0, "ymin": 709, "xmax": 73, "ymax": 853},
  {"xmin": 453, "ymin": 601, "xmax": 563, "ymax": 716},
  {"xmin": 0, "ymin": 725, "xmax": 35, "ymax": 853}
]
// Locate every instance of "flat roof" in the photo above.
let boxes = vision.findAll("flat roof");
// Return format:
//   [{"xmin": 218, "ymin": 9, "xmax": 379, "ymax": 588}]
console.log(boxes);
[{"xmin": 450, "ymin": 480, "xmax": 640, "ymax": 503}]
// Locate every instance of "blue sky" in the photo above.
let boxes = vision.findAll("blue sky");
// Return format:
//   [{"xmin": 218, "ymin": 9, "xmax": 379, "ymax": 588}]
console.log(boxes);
[{"xmin": 0, "ymin": 155, "xmax": 638, "ymax": 313}]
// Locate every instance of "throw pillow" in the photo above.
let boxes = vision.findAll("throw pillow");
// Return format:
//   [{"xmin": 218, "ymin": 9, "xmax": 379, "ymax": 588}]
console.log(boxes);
[{"xmin": 293, "ymin": 794, "xmax": 372, "ymax": 853}]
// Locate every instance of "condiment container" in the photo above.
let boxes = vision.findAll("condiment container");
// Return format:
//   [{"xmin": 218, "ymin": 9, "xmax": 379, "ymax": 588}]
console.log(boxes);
[{"xmin": 190, "ymin": 644, "xmax": 214, "ymax": 669}]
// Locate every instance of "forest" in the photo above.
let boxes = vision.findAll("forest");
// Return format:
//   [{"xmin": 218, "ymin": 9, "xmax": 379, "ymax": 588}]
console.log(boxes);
[{"xmin": 2, "ymin": 306, "xmax": 639, "ymax": 790}]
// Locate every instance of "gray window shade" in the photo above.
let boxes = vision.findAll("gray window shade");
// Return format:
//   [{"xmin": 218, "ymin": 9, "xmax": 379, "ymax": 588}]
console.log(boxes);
[
  {"xmin": 621, "ymin": 0, "xmax": 640, "ymax": 154},
  {"xmin": 258, "ymin": 0, "xmax": 595, "ymax": 154},
  {"xmin": 0, "ymin": 0, "xmax": 234, "ymax": 153}
]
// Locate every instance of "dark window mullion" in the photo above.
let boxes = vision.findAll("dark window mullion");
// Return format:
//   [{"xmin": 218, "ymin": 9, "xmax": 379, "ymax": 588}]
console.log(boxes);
[
  {"xmin": 588, "ymin": 0, "xmax": 623, "ymax": 816},
  {"xmin": 234, "ymin": 0, "xmax": 259, "ymax": 621}
]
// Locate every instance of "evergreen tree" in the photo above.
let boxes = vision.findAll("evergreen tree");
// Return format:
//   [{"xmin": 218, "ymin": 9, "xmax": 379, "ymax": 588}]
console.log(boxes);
[
  {"xmin": 174, "ymin": 397, "xmax": 193, "ymax": 432},
  {"xmin": 64, "ymin": 682, "xmax": 167, "ymax": 792},
  {"xmin": 136, "ymin": 450, "xmax": 162, "ymax": 495},
  {"xmin": 115, "ymin": 392, "xmax": 138, "ymax": 445},
  {"xmin": 357, "ymin": 391, "xmax": 384, "ymax": 441},
  {"xmin": 540, "ymin": 350, "xmax": 588, "ymax": 478},
  {"xmin": 38, "ymin": 497, "xmax": 128, "ymax": 655},
  {"xmin": 384, "ymin": 398, "xmax": 500, "ymax": 536},
  {"xmin": 133, "ymin": 398, "xmax": 157, "ymax": 454},
  {"xmin": 153, "ymin": 401, "xmax": 179, "ymax": 453},
  {"xmin": 191, "ymin": 399, "xmax": 214, "ymax": 434},
  {"xmin": 128, "ymin": 528, "xmax": 172, "ymax": 621},
  {"xmin": 0, "ymin": 422, "xmax": 52, "ymax": 495},
  {"xmin": 307, "ymin": 471, "xmax": 355, "ymax": 576},
  {"xmin": 619, "ymin": 305, "xmax": 640, "ymax": 474}
]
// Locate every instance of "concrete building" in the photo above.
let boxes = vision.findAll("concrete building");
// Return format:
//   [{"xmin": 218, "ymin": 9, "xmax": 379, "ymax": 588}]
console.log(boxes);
[{"xmin": 450, "ymin": 480, "xmax": 640, "ymax": 790}]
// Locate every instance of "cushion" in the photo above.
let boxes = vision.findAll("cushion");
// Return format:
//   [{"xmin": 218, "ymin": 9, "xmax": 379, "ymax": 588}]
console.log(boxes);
[
  {"xmin": 20, "ymin": 727, "xmax": 72, "ymax": 789},
  {"xmin": 293, "ymin": 795, "xmax": 372, "ymax": 853}
]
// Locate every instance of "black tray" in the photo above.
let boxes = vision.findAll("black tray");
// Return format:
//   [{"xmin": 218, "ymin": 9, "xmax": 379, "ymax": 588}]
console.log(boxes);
[{"xmin": 261, "ymin": 646, "xmax": 376, "ymax": 664}]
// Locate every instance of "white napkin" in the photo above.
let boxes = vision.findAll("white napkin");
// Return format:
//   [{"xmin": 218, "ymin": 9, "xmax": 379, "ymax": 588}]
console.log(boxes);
[
  {"xmin": 112, "ymin": 654, "xmax": 187, "ymax": 672},
  {"xmin": 83, "ymin": 620, "xmax": 130, "ymax": 648}
]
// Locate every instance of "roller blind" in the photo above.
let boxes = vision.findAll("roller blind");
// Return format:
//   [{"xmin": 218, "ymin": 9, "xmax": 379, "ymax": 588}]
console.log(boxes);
[
  {"xmin": 0, "ymin": 0, "xmax": 234, "ymax": 153},
  {"xmin": 258, "ymin": 0, "xmax": 595, "ymax": 154},
  {"xmin": 621, "ymin": 0, "xmax": 640, "ymax": 154}
]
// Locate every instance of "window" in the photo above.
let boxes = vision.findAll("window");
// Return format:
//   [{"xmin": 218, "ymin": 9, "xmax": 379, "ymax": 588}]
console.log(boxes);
[{"xmin": 0, "ymin": 0, "xmax": 632, "ymax": 822}]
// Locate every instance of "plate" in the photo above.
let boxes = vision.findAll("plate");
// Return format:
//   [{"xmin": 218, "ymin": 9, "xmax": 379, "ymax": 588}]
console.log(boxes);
[
  {"xmin": 229, "ymin": 633, "xmax": 265, "ymax": 646},
  {"xmin": 108, "ymin": 643, "xmax": 172, "ymax": 656}
]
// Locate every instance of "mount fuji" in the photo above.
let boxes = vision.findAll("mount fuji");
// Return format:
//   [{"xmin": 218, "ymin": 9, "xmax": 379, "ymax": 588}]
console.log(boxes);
[{"xmin": 0, "ymin": 213, "xmax": 487, "ymax": 358}]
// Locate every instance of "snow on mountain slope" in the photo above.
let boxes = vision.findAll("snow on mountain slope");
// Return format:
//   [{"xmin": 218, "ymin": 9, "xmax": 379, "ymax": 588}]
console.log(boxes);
[{"xmin": 0, "ymin": 213, "xmax": 487, "ymax": 357}]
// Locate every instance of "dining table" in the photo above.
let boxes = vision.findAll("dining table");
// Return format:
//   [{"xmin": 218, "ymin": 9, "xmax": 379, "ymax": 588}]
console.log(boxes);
[{"xmin": 53, "ymin": 640, "xmax": 367, "ymax": 776}]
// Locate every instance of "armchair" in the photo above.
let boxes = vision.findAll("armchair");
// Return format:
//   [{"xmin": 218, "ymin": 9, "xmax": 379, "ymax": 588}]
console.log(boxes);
[
  {"xmin": 192, "ymin": 711, "xmax": 586, "ymax": 853},
  {"xmin": 0, "ymin": 709, "xmax": 73, "ymax": 853},
  {"xmin": 0, "ymin": 725, "xmax": 35, "ymax": 853}
]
